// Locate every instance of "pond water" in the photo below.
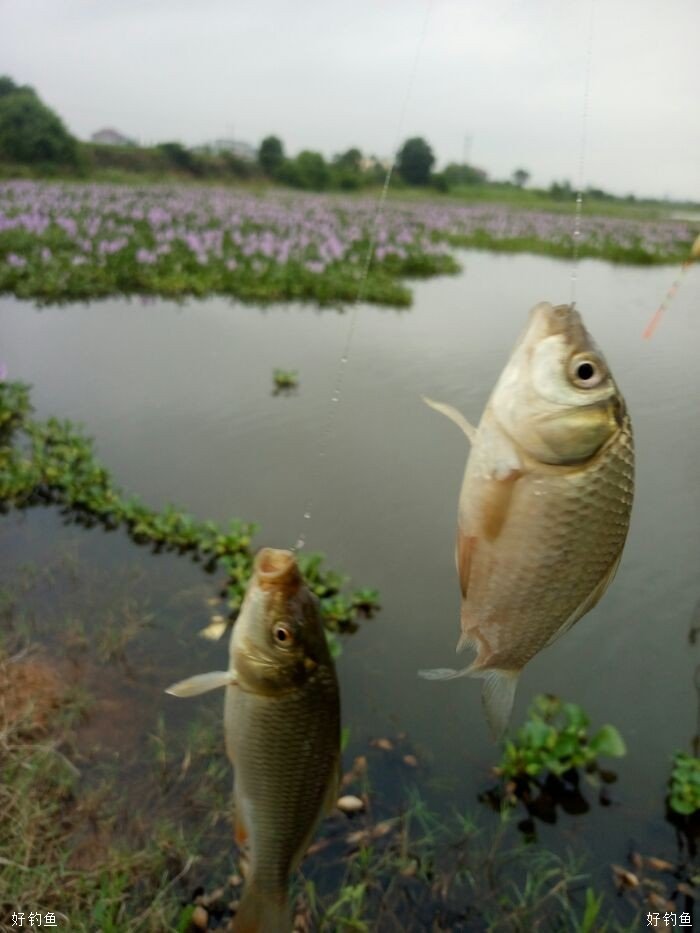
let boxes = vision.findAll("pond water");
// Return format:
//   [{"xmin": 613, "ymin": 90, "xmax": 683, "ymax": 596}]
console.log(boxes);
[{"xmin": 2, "ymin": 249, "xmax": 699, "ymax": 910}]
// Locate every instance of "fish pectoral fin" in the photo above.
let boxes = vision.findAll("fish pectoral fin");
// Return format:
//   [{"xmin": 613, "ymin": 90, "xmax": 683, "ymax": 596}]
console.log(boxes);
[
  {"xmin": 544, "ymin": 552, "xmax": 623, "ymax": 650},
  {"xmin": 323, "ymin": 758, "xmax": 342, "ymax": 817},
  {"xmin": 165, "ymin": 669, "xmax": 238, "ymax": 697},
  {"xmin": 198, "ymin": 618, "xmax": 229, "ymax": 641},
  {"xmin": 480, "ymin": 470, "xmax": 521, "ymax": 541},
  {"xmin": 456, "ymin": 532, "xmax": 477, "ymax": 599},
  {"xmin": 422, "ymin": 396, "xmax": 477, "ymax": 443},
  {"xmin": 234, "ymin": 812, "xmax": 248, "ymax": 846}
]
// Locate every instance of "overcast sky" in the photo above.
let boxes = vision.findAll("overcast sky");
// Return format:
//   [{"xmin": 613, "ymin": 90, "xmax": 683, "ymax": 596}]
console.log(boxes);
[{"xmin": 2, "ymin": 0, "xmax": 697, "ymax": 198}]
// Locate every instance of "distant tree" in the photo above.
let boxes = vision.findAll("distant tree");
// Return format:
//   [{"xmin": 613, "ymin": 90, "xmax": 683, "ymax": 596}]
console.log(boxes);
[
  {"xmin": 0, "ymin": 75, "xmax": 22, "ymax": 99},
  {"xmin": 258, "ymin": 135, "xmax": 284, "ymax": 176},
  {"xmin": 396, "ymin": 137, "xmax": 435, "ymax": 186},
  {"xmin": 443, "ymin": 162, "xmax": 488, "ymax": 187},
  {"xmin": 156, "ymin": 141, "xmax": 202, "ymax": 175},
  {"xmin": 512, "ymin": 168, "xmax": 530, "ymax": 188},
  {"xmin": 293, "ymin": 150, "xmax": 330, "ymax": 190},
  {"xmin": 331, "ymin": 147, "xmax": 363, "ymax": 189},
  {"xmin": 0, "ymin": 82, "xmax": 78, "ymax": 165},
  {"xmin": 548, "ymin": 179, "xmax": 573, "ymax": 201},
  {"xmin": 333, "ymin": 147, "xmax": 362, "ymax": 172}
]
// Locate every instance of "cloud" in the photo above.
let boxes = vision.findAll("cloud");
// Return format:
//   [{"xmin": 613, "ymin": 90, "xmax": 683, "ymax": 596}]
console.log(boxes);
[{"xmin": 1, "ymin": 0, "xmax": 697, "ymax": 198}]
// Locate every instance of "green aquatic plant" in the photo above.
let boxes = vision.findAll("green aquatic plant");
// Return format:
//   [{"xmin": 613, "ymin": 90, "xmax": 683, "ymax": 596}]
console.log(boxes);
[
  {"xmin": 497, "ymin": 694, "xmax": 626, "ymax": 782},
  {"xmin": 350, "ymin": 588, "xmax": 381, "ymax": 614},
  {"xmin": 668, "ymin": 751, "xmax": 700, "ymax": 816},
  {"xmin": 0, "ymin": 380, "xmax": 377, "ymax": 631},
  {"xmin": 273, "ymin": 368, "xmax": 299, "ymax": 390}
]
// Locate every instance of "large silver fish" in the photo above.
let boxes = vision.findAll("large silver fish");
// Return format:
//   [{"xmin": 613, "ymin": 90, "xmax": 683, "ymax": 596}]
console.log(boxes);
[
  {"xmin": 167, "ymin": 548, "xmax": 340, "ymax": 932},
  {"xmin": 420, "ymin": 302, "xmax": 634, "ymax": 737}
]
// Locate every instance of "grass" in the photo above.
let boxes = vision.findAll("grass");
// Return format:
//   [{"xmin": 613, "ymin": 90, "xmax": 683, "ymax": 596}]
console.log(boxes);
[{"xmin": 0, "ymin": 624, "xmax": 636, "ymax": 932}]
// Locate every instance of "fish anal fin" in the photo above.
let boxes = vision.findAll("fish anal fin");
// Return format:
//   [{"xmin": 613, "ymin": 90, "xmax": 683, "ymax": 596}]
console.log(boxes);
[
  {"xmin": 456, "ymin": 630, "xmax": 474, "ymax": 654},
  {"xmin": 165, "ymin": 669, "xmax": 237, "ymax": 698},
  {"xmin": 422, "ymin": 396, "xmax": 477, "ymax": 443}
]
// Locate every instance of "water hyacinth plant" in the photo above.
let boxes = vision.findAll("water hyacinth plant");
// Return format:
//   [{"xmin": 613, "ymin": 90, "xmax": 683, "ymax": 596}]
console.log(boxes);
[
  {"xmin": 497, "ymin": 694, "xmax": 626, "ymax": 783},
  {"xmin": 272, "ymin": 368, "xmax": 299, "ymax": 390},
  {"xmin": 0, "ymin": 181, "xmax": 695, "ymax": 306},
  {"xmin": 0, "ymin": 380, "xmax": 376, "ymax": 630},
  {"xmin": 668, "ymin": 752, "xmax": 700, "ymax": 816}
]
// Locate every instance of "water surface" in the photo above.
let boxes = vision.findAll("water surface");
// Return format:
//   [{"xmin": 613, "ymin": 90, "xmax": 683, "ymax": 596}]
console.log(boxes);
[{"xmin": 2, "ymin": 249, "xmax": 699, "ymax": 898}]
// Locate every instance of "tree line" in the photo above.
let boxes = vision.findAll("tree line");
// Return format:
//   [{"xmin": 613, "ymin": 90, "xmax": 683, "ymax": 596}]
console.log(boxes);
[{"xmin": 0, "ymin": 74, "xmax": 650, "ymax": 205}]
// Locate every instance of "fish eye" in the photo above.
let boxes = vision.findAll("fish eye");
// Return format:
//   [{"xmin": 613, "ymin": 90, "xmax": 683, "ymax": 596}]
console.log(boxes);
[
  {"xmin": 273, "ymin": 624, "xmax": 294, "ymax": 647},
  {"xmin": 568, "ymin": 354, "xmax": 606, "ymax": 389}
]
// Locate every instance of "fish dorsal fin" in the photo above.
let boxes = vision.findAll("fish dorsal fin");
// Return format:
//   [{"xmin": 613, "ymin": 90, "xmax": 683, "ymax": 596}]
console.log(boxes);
[
  {"xmin": 165, "ymin": 670, "xmax": 238, "ymax": 697},
  {"xmin": 422, "ymin": 396, "xmax": 477, "ymax": 443}
]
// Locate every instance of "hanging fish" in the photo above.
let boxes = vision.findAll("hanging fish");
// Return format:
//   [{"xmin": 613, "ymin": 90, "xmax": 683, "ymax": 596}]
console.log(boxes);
[
  {"xmin": 420, "ymin": 302, "xmax": 634, "ymax": 738},
  {"xmin": 166, "ymin": 548, "xmax": 340, "ymax": 933}
]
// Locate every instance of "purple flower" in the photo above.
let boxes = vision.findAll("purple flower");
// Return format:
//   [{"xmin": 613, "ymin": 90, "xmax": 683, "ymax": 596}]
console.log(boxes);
[{"xmin": 6, "ymin": 253, "xmax": 27, "ymax": 268}]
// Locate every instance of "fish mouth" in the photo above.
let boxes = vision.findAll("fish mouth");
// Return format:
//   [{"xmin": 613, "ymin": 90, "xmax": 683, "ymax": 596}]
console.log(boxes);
[
  {"xmin": 529, "ymin": 302, "xmax": 595, "ymax": 352},
  {"xmin": 254, "ymin": 548, "xmax": 302, "ymax": 592}
]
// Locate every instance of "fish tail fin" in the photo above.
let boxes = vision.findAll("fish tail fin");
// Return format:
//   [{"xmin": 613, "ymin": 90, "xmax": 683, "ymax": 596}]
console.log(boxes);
[
  {"xmin": 418, "ymin": 665, "xmax": 472, "ymax": 681},
  {"xmin": 479, "ymin": 669, "xmax": 519, "ymax": 740},
  {"xmin": 232, "ymin": 882, "xmax": 289, "ymax": 933}
]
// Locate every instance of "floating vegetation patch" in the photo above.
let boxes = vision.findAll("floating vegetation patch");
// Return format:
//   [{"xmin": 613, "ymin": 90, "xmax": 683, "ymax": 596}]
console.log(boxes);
[
  {"xmin": 0, "ymin": 379, "xmax": 379, "ymax": 630},
  {"xmin": 0, "ymin": 181, "xmax": 695, "ymax": 307},
  {"xmin": 497, "ymin": 695, "xmax": 626, "ymax": 783},
  {"xmin": 481, "ymin": 695, "xmax": 627, "ymax": 838},
  {"xmin": 668, "ymin": 752, "xmax": 700, "ymax": 817},
  {"xmin": 272, "ymin": 367, "xmax": 299, "ymax": 393}
]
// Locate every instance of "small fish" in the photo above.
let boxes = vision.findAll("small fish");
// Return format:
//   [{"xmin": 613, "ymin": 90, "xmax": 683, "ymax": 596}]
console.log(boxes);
[
  {"xmin": 420, "ymin": 302, "xmax": 634, "ymax": 737},
  {"xmin": 166, "ymin": 548, "xmax": 340, "ymax": 933}
]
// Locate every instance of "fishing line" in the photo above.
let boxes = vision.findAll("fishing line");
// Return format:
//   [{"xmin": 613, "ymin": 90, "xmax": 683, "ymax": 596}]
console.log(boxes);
[
  {"xmin": 641, "ymin": 233, "xmax": 700, "ymax": 339},
  {"xmin": 293, "ymin": 0, "xmax": 434, "ymax": 552},
  {"xmin": 570, "ymin": 0, "xmax": 596, "ymax": 306}
]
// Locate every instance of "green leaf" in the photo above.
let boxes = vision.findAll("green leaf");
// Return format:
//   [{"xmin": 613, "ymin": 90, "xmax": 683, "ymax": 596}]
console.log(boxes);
[
  {"xmin": 671, "ymin": 795, "xmax": 696, "ymax": 816},
  {"xmin": 590, "ymin": 725, "xmax": 626, "ymax": 758}
]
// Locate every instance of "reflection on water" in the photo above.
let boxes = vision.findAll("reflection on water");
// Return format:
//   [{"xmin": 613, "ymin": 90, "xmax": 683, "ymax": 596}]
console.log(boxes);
[{"xmin": 1, "ymin": 249, "xmax": 699, "ymax": 895}]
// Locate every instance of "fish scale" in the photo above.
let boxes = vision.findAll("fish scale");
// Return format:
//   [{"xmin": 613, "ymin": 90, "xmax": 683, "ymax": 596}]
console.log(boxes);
[
  {"xmin": 224, "ymin": 667, "xmax": 339, "ymax": 895},
  {"xmin": 465, "ymin": 412, "xmax": 634, "ymax": 672}
]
